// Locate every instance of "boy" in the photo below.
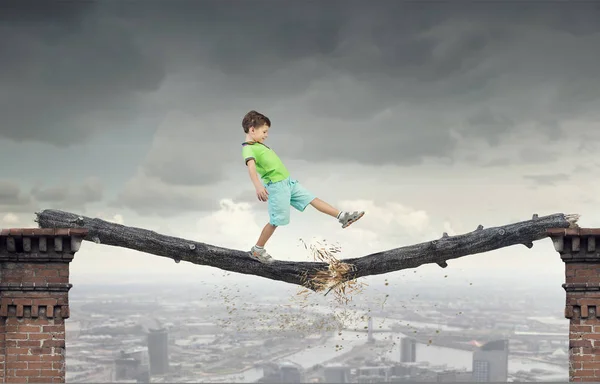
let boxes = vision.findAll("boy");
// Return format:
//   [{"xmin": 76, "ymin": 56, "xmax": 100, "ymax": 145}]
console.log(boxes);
[{"xmin": 241, "ymin": 110, "xmax": 365, "ymax": 264}]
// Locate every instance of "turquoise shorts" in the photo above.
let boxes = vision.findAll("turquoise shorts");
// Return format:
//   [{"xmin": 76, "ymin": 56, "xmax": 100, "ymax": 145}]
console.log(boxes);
[{"xmin": 265, "ymin": 177, "xmax": 316, "ymax": 226}]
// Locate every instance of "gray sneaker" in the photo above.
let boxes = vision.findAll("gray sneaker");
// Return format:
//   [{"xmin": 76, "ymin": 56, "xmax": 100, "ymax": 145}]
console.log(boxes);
[
  {"xmin": 250, "ymin": 245, "xmax": 274, "ymax": 264},
  {"xmin": 338, "ymin": 211, "xmax": 365, "ymax": 228}
]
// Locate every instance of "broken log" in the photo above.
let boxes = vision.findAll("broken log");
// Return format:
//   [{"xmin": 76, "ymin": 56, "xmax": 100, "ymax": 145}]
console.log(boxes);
[{"xmin": 35, "ymin": 209, "xmax": 579, "ymax": 291}]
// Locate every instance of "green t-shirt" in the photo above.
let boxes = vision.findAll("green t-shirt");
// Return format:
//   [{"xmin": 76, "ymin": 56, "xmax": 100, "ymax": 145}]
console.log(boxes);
[{"xmin": 242, "ymin": 141, "xmax": 290, "ymax": 184}]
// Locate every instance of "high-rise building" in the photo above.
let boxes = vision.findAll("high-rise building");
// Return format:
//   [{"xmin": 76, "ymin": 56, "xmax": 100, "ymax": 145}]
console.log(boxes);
[
  {"xmin": 147, "ymin": 327, "xmax": 169, "ymax": 375},
  {"xmin": 367, "ymin": 316, "xmax": 374, "ymax": 343},
  {"xmin": 472, "ymin": 339, "xmax": 509, "ymax": 382},
  {"xmin": 400, "ymin": 337, "xmax": 417, "ymax": 363}
]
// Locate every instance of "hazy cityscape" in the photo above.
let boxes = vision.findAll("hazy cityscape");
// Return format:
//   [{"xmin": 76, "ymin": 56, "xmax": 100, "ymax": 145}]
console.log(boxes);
[{"xmin": 64, "ymin": 277, "xmax": 569, "ymax": 383}]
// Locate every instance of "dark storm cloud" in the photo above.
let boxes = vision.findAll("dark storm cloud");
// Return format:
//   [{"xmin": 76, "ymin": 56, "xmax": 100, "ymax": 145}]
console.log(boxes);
[
  {"xmin": 0, "ymin": 1, "xmax": 165, "ymax": 146},
  {"xmin": 120, "ymin": 0, "xmax": 600, "ymax": 167},
  {"xmin": 3, "ymin": 0, "xmax": 600, "ymax": 169}
]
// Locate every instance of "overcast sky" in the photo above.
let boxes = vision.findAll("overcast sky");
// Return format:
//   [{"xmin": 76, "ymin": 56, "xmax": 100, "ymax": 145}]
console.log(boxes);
[{"xmin": 1, "ymin": 1, "xmax": 599, "ymax": 299}]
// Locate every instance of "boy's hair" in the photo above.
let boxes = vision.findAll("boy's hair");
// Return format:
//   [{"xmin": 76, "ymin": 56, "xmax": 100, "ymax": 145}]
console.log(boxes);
[{"xmin": 242, "ymin": 110, "xmax": 271, "ymax": 133}]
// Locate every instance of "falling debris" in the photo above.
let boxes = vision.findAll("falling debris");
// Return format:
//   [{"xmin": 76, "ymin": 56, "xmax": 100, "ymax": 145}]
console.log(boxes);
[{"xmin": 297, "ymin": 238, "xmax": 367, "ymax": 305}]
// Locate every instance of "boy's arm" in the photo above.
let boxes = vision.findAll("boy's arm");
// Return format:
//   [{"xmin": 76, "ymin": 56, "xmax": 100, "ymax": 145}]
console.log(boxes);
[
  {"xmin": 242, "ymin": 145, "xmax": 263, "ymax": 190},
  {"xmin": 242, "ymin": 145, "xmax": 267, "ymax": 201},
  {"xmin": 246, "ymin": 159, "xmax": 264, "ymax": 190},
  {"xmin": 246, "ymin": 159, "xmax": 269, "ymax": 201}
]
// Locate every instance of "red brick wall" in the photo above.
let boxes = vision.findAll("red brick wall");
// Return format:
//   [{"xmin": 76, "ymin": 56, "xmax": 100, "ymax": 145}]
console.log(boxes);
[
  {"xmin": 550, "ymin": 228, "xmax": 600, "ymax": 382},
  {"xmin": 0, "ymin": 228, "xmax": 87, "ymax": 384},
  {"xmin": 3, "ymin": 318, "xmax": 65, "ymax": 383},
  {"xmin": 565, "ymin": 263, "xmax": 600, "ymax": 381},
  {"xmin": 0, "ymin": 318, "xmax": 5, "ymax": 382}
]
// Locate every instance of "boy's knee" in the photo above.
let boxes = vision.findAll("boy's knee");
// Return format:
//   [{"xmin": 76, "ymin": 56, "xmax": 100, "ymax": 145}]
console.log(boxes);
[
  {"xmin": 270, "ymin": 219, "xmax": 289, "ymax": 226},
  {"xmin": 270, "ymin": 214, "xmax": 289, "ymax": 226}
]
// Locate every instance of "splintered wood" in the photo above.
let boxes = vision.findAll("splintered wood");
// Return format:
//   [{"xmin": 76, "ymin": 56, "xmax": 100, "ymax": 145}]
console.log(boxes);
[{"xmin": 297, "ymin": 238, "xmax": 366, "ymax": 305}]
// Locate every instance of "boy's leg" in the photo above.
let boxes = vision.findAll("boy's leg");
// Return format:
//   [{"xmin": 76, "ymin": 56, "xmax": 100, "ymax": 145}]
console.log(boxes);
[
  {"xmin": 289, "ymin": 179, "xmax": 365, "ymax": 228},
  {"xmin": 250, "ymin": 180, "xmax": 291, "ymax": 263},
  {"xmin": 251, "ymin": 224, "xmax": 275, "ymax": 263},
  {"xmin": 256, "ymin": 223, "xmax": 277, "ymax": 247},
  {"xmin": 289, "ymin": 179, "xmax": 317, "ymax": 213},
  {"xmin": 267, "ymin": 180, "xmax": 291, "ymax": 227},
  {"xmin": 309, "ymin": 198, "xmax": 340, "ymax": 218},
  {"xmin": 311, "ymin": 198, "xmax": 365, "ymax": 228}
]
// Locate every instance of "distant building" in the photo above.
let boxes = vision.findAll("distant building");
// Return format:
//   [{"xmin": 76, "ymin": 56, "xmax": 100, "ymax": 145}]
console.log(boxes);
[
  {"xmin": 114, "ymin": 356, "xmax": 140, "ymax": 381},
  {"xmin": 400, "ymin": 337, "xmax": 417, "ymax": 363},
  {"xmin": 323, "ymin": 363, "xmax": 351, "ymax": 383},
  {"xmin": 280, "ymin": 361, "xmax": 305, "ymax": 383},
  {"xmin": 260, "ymin": 361, "xmax": 305, "ymax": 383},
  {"xmin": 147, "ymin": 328, "xmax": 169, "ymax": 375},
  {"xmin": 113, "ymin": 349, "xmax": 150, "ymax": 382},
  {"xmin": 355, "ymin": 366, "xmax": 393, "ymax": 383},
  {"xmin": 472, "ymin": 339, "xmax": 509, "ymax": 382},
  {"xmin": 437, "ymin": 371, "xmax": 473, "ymax": 382}
]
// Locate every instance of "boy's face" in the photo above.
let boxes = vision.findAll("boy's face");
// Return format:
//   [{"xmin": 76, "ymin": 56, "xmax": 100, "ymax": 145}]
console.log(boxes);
[{"xmin": 250, "ymin": 124, "xmax": 269, "ymax": 143}]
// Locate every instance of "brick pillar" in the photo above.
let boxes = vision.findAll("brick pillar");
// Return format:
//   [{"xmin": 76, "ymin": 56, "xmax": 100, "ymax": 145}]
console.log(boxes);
[
  {"xmin": 549, "ymin": 228, "xmax": 600, "ymax": 382},
  {"xmin": 0, "ymin": 228, "xmax": 87, "ymax": 384}
]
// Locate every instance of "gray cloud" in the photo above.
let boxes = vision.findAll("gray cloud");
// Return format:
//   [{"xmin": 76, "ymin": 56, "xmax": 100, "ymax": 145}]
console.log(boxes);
[
  {"xmin": 30, "ymin": 185, "xmax": 69, "ymax": 203},
  {"xmin": 142, "ymin": 159, "xmax": 223, "ymax": 187},
  {"xmin": 0, "ymin": 181, "xmax": 34, "ymax": 212},
  {"xmin": 136, "ymin": 112, "xmax": 237, "ymax": 187},
  {"xmin": 31, "ymin": 177, "xmax": 103, "ymax": 206},
  {"xmin": 110, "ymin": 177, "xmax": 219, "ymax": 217},
  {"xmin": 573, "ymin": 165, "xmax": 590, "ymax": 174},
  {"xmin": 523, "ymin": 173, "xmax": 571, "ymax": 186},
  {"xmin": 0, "ymin": 177, "xmax": 102, "ymax": 215},
  {"xmin": 3, "ymin": 0, "xmax": 600, "ymax": 173},
  {"xmin": 232, "ymin": 188, "xmax": 263, "ymax": 208},
  {"xmin": 482, "ymin": 158, "xmax": 512, "ymax": 168},
  {"xmin": 519, "ymin": 148, "xmax": 559, "ymax": 165}
]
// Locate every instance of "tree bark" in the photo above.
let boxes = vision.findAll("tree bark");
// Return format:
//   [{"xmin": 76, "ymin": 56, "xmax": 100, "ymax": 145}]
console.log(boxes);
[{"xmin": 35, "ymin": 209, "xmax": 578, "ymax": 291}]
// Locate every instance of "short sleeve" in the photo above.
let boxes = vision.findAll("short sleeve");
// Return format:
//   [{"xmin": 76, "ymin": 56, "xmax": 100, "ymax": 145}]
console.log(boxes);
[{"xmin": 242, "ymin": 145, "xmax": 256, "ymax": 165}]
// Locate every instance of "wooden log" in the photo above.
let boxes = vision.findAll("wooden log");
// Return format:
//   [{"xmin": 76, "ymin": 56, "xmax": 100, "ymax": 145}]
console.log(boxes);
[{"xmin": 35, "ymin": 209, "xmax": 579, "ymax": 291}]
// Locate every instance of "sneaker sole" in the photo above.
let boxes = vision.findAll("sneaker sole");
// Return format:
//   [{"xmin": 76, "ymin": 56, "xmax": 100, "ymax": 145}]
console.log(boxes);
[{"xmin": 342, "ymin": 212, "xmax": 365, "ymax": 229}]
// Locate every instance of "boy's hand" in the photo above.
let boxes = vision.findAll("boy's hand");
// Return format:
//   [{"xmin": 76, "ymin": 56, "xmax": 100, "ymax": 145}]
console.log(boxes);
[{"xmin": 256, "ymin": 186, "xmax": 269, "ymax": 202}]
